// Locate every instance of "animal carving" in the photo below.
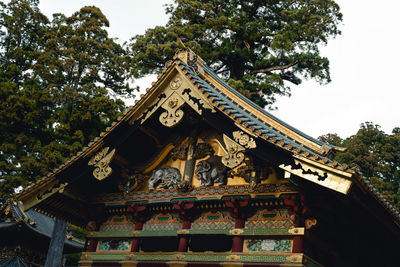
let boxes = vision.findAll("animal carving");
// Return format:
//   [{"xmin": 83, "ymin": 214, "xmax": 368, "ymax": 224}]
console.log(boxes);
[
  {"xmin": 148, "ymin": 167, "xmax": 181, "ymax": 190},
  {"xmin": 195, "ymin": 155, "xmax": 227, "ymax": 186}
]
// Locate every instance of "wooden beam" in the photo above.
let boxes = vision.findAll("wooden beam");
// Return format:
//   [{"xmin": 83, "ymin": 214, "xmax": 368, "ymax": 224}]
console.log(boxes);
[{"xmin": 44, "ymin": 218, "xmax": 67, "ymax": 267}]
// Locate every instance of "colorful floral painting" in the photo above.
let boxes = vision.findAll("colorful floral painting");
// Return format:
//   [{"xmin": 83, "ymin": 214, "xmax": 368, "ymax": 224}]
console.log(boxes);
[
  {"xmin": 97, "ymin": 240, "xmax": 131, "ymax": 251},
  {"xmin": 246, "ymin": 239, "xmax": 292, "ymax": 252}
]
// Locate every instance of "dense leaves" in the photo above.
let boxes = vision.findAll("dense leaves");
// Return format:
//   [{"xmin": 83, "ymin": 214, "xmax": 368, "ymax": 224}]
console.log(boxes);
[
  {"xmin": 0, "ymin": 0, "xmax": 134, "ymax": 202},
  {"xmin": 319, "ymin": 122, "xmax": 400, "ymax": 211},
  {"xmin": 130, "ymin": 0, "xmax": 342, "ymax": 108}
]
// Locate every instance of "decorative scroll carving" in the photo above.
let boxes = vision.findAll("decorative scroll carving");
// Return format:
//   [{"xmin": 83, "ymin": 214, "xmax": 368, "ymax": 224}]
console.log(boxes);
[
  {"xmin": 170, "ymin": 142, "xmax": 214, "ymax": 161},
  {"xmin": 170, "ymin": 145, "xmax": 188, "ymax": 161},
  {"xmin": 222, "ymin": 134, "xmax": 245, "ymax": 168},
  {"xmin": 305, "ymin": 218, "xmax": 318, "ymax": 230},
  {"xmin": 88, "ymin": 147, "xmax": 116, "ymax": 181},
  {"xmin": 159, "ymin": 95, "xmax": 185, "ymax": 127},
  {"xmin": 194, "ymin": 143, "xmax": 214, "ymax": 159},
  {"xmin": 170, "ymin": 77, "xmax": 182, "ymax": 90},
  {"xmin": 229, "ymin": 157, "xmax": 255, "ymax": 183},
  {"xmin": 118, "ymin": 169, "xmax": 146, "ymax": 193},
  {"xmin": 148, "ymin": 167, "xmax": 181, "ymax": 190},
  {"xmin": 229, "ymin": 157, "xmax": 272, "ymax": 187},
  {"xmin": 233, "ymin": 130, "xmax": 256, "ymax": 148},
  {"xmin": 195, "ymin": 155, "xmax": 227, "ymax": 186}
]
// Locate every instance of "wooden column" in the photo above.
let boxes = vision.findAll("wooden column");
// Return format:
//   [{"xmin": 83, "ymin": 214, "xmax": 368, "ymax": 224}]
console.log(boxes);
[
  {"xmin": 85, "ymin": 205, "xmax": 106, "ymax": 252},
  {"xmin": 128, "ymin": 203, "xmax": 151, "ymax": 252},
  {"xmin": 283, "ymin": 194, "xmax": 306, "ymax": 253},
  {"xmin": 182, "ymin": 129, "xmax": 199, "ymax": 185},
  {"xmin": 44, "ymin": 218, "xmax": 67, "ymax": 267},
  {"xmin": 225, "ymin": 197, "xmax": 252, "ymax": 252},
  {"xmin": 173, "ymin": 200, "xmax": 200, "ymax": 252}
]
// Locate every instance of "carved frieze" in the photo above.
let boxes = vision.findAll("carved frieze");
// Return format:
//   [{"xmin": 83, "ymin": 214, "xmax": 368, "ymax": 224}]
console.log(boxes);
[
  {"xmin": 170, "ymin": 142, "xmax": 214, "ymax": 161},
  {"xmin": 233, "ymin": 130, "xmax": 256, "ymax": 149},
  {"xmin": 195, "ymin": 155, "xmax": 227, "ymax": 186},
  {"xmin": 222, "ymin": 134, "xmax": 245, "ymax": 169},
  {"xmin": 88, "ymin": 147, "xmax": 116, "ymax": 181},
  {"xmin": 159, "ymin": 94, "xmax": 185, "ymax": 127},
  {"xmin": 148, "ymin": 167, "xmax": 181, "ymax": 190}
]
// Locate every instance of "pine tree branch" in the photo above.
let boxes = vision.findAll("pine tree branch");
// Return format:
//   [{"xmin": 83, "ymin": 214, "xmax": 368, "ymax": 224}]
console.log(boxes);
[{"xmin": 252, "ymin": 61, "xmax": 298, "ymax": 74}]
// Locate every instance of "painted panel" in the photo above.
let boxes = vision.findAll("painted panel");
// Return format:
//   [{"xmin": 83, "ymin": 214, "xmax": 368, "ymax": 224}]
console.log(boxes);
[
  {"xmin": 97, "ymin": 240, "xmax": 131, "ymax": 252},
  {"xmin": 245, "ymin": 209, "xmax": 295, "ymax": 229},
  {"xmin": 99, "ymin": 215, "xmax": 134, "ymax": 232},
  {"xmin": 142, "ymin": 213, "xmax": 182, "ymax": 231},
  {"xmin": 191, "ymin": 211, "xmax": 234, "ymax": 230},
  {"xmin": 244, "ymin": 239, "xmax": 293, "ymax": 252}
]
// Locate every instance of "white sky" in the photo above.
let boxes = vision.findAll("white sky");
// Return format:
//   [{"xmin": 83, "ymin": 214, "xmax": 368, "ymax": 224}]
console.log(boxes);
[{"xmin": 35, "ymin": 0, "xmax": 400, "ymax": 139}]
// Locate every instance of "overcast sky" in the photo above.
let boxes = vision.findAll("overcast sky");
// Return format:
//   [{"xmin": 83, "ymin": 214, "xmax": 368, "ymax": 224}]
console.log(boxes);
[{"xmin": 35, "ymin": 0, "xmax": 400, "ymax": 139}]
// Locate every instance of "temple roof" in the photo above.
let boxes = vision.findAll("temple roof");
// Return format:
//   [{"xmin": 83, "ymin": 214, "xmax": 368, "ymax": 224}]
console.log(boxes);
[
  {"xmin": 15, "ymin": 48, "xmax": 400, "ymax": 227},
  {"xmin": 0, "ymin": 199, "xmax": 84, "ymax": 251}
]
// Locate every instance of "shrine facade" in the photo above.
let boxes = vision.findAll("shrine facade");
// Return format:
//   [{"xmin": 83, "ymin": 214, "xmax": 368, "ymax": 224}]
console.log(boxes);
[{"xmin": 15, "ymin": 48, "xmax": 400, "ymax": 267}]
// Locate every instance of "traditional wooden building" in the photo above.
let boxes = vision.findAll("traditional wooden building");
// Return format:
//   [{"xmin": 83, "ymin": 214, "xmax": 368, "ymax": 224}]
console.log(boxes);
[
  {"xmin": 0, "ymin": 199, "xmax": 83, "ymax": 266},
  {"xmin": 15, "ymin": 48, "xmax": 400, "ymax": 266}
]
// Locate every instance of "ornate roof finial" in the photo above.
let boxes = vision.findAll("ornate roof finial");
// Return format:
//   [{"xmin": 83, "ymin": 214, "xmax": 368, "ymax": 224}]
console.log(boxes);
[{"xmin": 177, "ymin": 37, "xmax": 186, "ymax": 49}]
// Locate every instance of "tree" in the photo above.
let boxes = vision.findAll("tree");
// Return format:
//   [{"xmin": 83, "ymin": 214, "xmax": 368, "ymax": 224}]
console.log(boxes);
[
  {"xmin": 130, "ymin": 0, "xmax": 342, "ymax": 108},
  {"xmin": 319, "ymin": 122, "xmax": 400, "ymax": 211},
  {"xmin": 0, "ymin": 0, "xmax": 134, "ymax": 202}
]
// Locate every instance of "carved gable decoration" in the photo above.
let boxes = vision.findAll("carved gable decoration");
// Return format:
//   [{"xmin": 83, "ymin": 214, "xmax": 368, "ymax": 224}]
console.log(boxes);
[{"xmin": 88, "ymin": 147, "xmax": 116, "ymax": 181}]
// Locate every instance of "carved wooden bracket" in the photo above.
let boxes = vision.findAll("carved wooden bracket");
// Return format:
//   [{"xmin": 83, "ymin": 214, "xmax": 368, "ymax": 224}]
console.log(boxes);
[
  {"xmin": 172, "ymin": 199, "xmax": 200, "ymax": 222},
  {"xmin": 127, "ymin": 203, "xmax": 152, "ymax": 223},
  {"xmin": 222, "ymin": 134, "xmax": 245, "ymax": 168},
  {"xmin": 159, "ymin": 93, "xmax": 185, "ymax": 127},
  {"xmin": 88, "ymin": 147, "xmax": 116, "ymax": 181}
]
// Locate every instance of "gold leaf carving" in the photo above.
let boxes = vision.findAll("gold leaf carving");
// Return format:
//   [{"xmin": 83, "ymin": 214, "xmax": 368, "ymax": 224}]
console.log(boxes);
[
  {"xmin": 288, "ymin": 227, "xmax": 305, "ymax": 235},
  {"xmin": 226, "ymin": 255, "xmax": 240, "ymax": 261},
  {"xmin": 159, "ymin": 94, "xmax": 185, "ymax": 127},
  {"xmin": 86, "ymin": 231, "xmax": 96, "ymax": 238},
  {"xmin": 88, "ymin": 147, "xmax": 116, "ymax": 181},
  {"xmin": 170, "ymin": 77, "xmax": 182, "ymax": 90},
  {"xmin": 125, "ymin": 254, "xmax": 137, "ymax": 260},
  {"xmin": 177, "ymin": 229, "xmax": 190, "ymax": 234},
  {"xmin": 233, "ymin": 131, "xmax": 256, "ymax": 148},
  {"xmin": 222, "ymin": 134, "xmax": 245, "ymax": 168},
  {"xmin": 130, "ymin": 230, "xmax": 140, "ymax": 237},
  {"xmin": 229, "ymin": 228, "xmax": 244, "ymax": 235},
  {"xmin": 80, "ymin": 254, "xmax": 90, "ymax": 261},
  {"xmin": 287, "ymin": 255, "xmax": 302, "ymax": 263},
  {"xmin": 174, "ymin": 254, "xmax": 186, "ymax": 260}
]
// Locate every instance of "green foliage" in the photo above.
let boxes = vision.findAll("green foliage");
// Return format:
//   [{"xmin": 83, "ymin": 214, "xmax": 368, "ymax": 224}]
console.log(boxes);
[
  {"xmin": 130, "ymin": 0, "xmax": 342, "ymax": 108},
  {"xmin": 319, "ymin": 122, "xmax": 400, "ymax": 211},
  {"xmin": 0, "ymin": 0, "xmax": 134, "ymax": 203}
]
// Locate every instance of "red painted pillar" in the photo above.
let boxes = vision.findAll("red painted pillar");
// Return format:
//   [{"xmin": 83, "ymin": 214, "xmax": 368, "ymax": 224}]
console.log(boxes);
[
  {"xmin": 174, "ymin": 200, "xmax": 199, "ymax": 252},
  {"xmin": 225, "ymin": 197, "xmax": 252, "ymax": 253},
  {"xmin": 86, "ymin": 238, "xmax": 98, "ymax": 252},
  {"xmin": 232, "ymin": 218, "xmax": 245, "ymax": 252},
  {"xmin": 283, "ymin": 194, "xmax": 306, "ymax": 253},
  {"xmin": 178, "ymin": 220, "xmax": 191, "ymax": 252},
  {"xmin": 128, "ymin": 203, "xmax": 151, "ymax": 252},
  {"xmin": 131, "ymin": 221, "xmax": 144, "ymax": 252},
  {"xmin": 85, "ymin": 219, "xmax": 102, "ymax": 252}
]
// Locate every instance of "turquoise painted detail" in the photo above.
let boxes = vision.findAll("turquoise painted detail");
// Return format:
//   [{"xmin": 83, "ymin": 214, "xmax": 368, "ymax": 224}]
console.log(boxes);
[
  {"xmin": 97, "ymin": 240, "xmax": 130, "ymax": 251},
  {"xmin": 246, "ymin": 239, "xmax": 292, "ymax": 252}
]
